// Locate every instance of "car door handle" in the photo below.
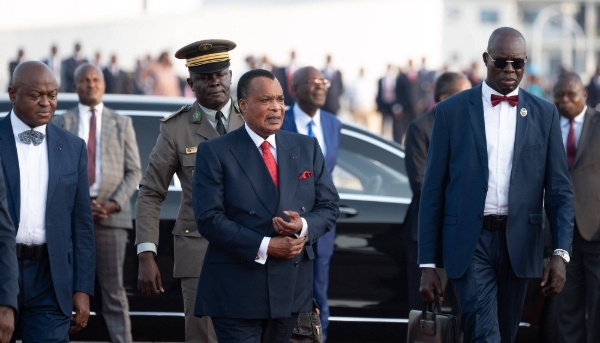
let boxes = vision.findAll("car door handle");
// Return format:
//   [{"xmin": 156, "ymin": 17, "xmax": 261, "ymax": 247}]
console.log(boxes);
[{"xmin": 339, "ymin": 206, "xmax": 358, "ymax": 217}]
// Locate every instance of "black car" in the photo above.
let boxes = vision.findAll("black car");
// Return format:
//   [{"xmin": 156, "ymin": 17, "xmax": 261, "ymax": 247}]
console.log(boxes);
[{"xmin": 0, "ymin": 93, "xmax": 557, "ymax": 342}]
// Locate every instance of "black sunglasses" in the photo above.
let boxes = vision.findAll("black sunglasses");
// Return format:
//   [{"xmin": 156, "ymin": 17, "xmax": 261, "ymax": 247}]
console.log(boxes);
[{"xmin": 486, "ymin": 52, "xmax": 527, "ymax": 70}]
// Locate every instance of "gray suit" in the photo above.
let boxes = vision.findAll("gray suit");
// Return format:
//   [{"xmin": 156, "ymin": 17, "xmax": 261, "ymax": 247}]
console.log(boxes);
[
  {"xmin": 53, "ymin": 105, "xmax": 142, "ymax": 343},
  {"xmin": 135, "ymin": 100, "xmax": 244, "ymax": 343},
  {"xmin": 557, "ymin": 107, "xmax": 600, "ymax": 343}
]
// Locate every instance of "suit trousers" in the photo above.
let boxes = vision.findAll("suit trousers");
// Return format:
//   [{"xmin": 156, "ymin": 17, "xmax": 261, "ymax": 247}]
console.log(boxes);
[
  {"xmin": 451, "ymin": 229, "xmax": 528, "ymax": 343},
  {"xmin": 313, "ymin": 252, "xmax": 331, "ymax": 342},
  {"xmin": 211, "ymin": 314, "xmax": 298, "ymax": 343},
  {"xmin": 556, "ymin": 229, "xmax": 600, "ymax": 343},
  {"xmin": 13, "ymin": 254, "xmax": 70, "ymax": 343},
  {"xmin": 94, "ymin": 224, "xmax": 132, "ymax": 343}
]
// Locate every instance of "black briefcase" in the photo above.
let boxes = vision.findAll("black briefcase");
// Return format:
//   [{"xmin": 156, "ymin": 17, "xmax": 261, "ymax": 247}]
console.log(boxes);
[
  {"xmin": 407, "ymin": 299, "xmax": 460, "ymax": 343},
  {"xmin": 289, "ymin": 299, "xmax": 323, "ymax": 343}
]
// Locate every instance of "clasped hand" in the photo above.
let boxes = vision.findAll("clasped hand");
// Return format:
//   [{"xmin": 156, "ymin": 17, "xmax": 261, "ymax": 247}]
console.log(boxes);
[{"xmin": 268, "ymin": 211, "xmax": 306, "ymax": 259}]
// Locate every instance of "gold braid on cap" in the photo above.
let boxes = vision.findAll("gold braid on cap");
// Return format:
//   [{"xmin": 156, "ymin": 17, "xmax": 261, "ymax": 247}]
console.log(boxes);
[{"xmin": 185, "ymin": 52, "xmax": 230, "ymax": 67}]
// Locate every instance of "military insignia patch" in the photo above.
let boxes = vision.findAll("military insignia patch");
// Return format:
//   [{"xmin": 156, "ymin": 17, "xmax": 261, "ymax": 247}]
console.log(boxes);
[
  {"xmin": 199, "ymin": 43, "xmax": 212, "ymax": 51},
  {"xmin": 192, "ymin": 111, "xmax": 202, "ymax": 120}
]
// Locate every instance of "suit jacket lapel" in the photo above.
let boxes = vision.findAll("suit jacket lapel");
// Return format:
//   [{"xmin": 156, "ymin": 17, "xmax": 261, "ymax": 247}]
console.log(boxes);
[
  {"xmin": 283, "ymin": 108, "xmax": 299, "ymax": 133},
  {"xmin": 275, "ymin": 133, "xmax": 299, "ymax": 215},
  {"xmin": 67, "ymin": 107, "xmax": 80, "ymax": 134},
  {"xmin": 510, "ymin": 91, "xmax": 530, "ymax": 180},
  {"xmin": 230, "ymin": 129, "xmax": 279, "ymax": 215},
  {"xmin": 45, "ymin": 124, "xmax": 63, "ymax": 209},
  {"xmin": 320, "ymin": 113, "xmax": 333, "ymax": 156},
  {"xmin": 0, "ymin": 115, "xmax": 21, "ymax": 220},
  {"xmin": 467, "ymin": 85, "xmax": 489, "ymax": 181},
  {"xmin": 573, "ymin": 108, "xmax": 598, "ymax": 169},
  {"xmin": 100, "ymin": 107, "xmax": 116, "ymax": 184}
]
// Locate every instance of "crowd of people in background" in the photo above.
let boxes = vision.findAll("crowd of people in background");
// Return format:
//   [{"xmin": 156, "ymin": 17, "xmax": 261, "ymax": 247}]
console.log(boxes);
[{"xmin": 9, "ymin": 43, "xmax": 600, "ymax": 147}]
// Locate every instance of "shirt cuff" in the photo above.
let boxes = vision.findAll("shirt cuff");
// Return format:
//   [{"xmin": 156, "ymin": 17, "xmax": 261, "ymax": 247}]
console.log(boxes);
[
  {"xmin": 137, "ymin": 242, "xmax": 157, "ymax": 255},
  {"xmin": 256, "ymin": 237, "xmax": 271, "ymax": 264},
  {"xmin": 296, "ymin": 218, "xmax": 309, "ymax": 238},
  {"xmin": 420, "ymin": 264, "xmax": 436, "ymax": 268}
]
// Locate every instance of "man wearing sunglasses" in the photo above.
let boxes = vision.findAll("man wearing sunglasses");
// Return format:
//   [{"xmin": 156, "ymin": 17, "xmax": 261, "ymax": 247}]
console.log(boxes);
[
  {"xmin": 281, "ymin": 66, "xmax": 342, "ymax": 342},
  {"xmin": 418, "ymin": 27, "xmax": 574, "ymax": 343}
]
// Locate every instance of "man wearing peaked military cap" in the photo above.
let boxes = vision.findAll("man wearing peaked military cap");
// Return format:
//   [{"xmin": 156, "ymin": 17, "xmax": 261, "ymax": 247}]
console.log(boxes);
[{"xmin": 135, "ymin": 39, "xmax": 244, "ymax": 343}]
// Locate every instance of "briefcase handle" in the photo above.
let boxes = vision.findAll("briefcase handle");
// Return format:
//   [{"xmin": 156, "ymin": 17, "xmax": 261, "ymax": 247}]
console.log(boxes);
[{"xmin": 420, "ymin": 296, "xmax": 443, "ymax": 337}]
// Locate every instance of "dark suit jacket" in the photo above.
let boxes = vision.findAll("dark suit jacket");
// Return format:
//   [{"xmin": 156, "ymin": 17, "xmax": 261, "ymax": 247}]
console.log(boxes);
[
  {"xmin": 0, "ymin": 114, "xmax": 95, "ymax": 316},
  {"xmin": 570, "ymin": 107, "xmax": 600, "ymax": 241},
  {"xmin": 281, "ymin": 106, "xmax": 341, "ymax": 257},
  {"xmin": 418, "ymin": 85, "xmax": 574, "ymax": 279},
  {"xmin": 586, "ymin": 78, "xmax": 600, "ymax": 110},
  {"xmin": 53, "ymin": 105, "xmax": 142, "ymax": 229},
  {"xmin": 103, "ymin": 67, "xmax": 129, "ymax": 94},
  {"xmin": 404, "ymin": 109, "xmax": 434, "ymax": 241},
  {"xmin": 272, "ymin": 66, "xmax": 294, "ymax": 107},
  {"xmin": 321, "ymin": 69, "xmax": 343, "ymax": 114},
  {"xmin": 376, "ymin": 77, "xmax": 394, "ymax": 116},
  {"xmin": 192, "ymin": 127, "xmax": 339, "ymax": 319},
  {"xmin": 0, "ymin": 156, "xmax": 18, "ymax": 312},
  {"xmin": 62, "ymin": 57, "xmax": 88, "ymax": 92}
]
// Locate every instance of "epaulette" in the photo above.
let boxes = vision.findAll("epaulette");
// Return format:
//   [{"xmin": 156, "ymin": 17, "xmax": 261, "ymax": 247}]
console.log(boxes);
[{"xmin": 162, "ymin": 105, "xmax": 191, "ymax": 122}]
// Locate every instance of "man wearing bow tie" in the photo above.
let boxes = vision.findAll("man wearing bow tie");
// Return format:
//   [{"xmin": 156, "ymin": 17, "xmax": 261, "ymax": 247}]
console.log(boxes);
[
  {"xmin": 2, "ymin": 61, "xmax": 95, "ymax": 342},
  {"xmin": 192, "ymin": 69, "xmax": 339, "ymax": 342},
  {"xmin": 418, "ymin": 27, "xmax": 574, "ymax": 343}
]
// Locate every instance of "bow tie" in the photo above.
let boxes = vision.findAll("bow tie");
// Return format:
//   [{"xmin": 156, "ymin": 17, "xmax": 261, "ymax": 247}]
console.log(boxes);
[
  {"xmin": 18, "ymin": 129, "xmax": 45, "ymax": 146},
  {"xmin": 491, "ymin": 94, "xmax": 519, "ymax": 107}
]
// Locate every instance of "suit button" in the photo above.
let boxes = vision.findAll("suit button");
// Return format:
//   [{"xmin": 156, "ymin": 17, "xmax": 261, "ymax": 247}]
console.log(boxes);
[
  {"xmin": 301, "ymin": 206, "xmax": 306, "ymax": 212},
  {"xmin": 249, "ymin": 211, "xmax": 255, "ymax": 215},
  {"xmin": 294, "ymin": 262, "xmax": 299, "ymax": 267},
  {"xmin": 483, "ymin": 187, "xmax": 488, "ymax": 191},
  {"xmin": 185, "ymin": 230, "xmax": 189, "ymax": 233},
  {"xmin": 478, "ymin": 215, "xmax": 483, "ymax": 220}
]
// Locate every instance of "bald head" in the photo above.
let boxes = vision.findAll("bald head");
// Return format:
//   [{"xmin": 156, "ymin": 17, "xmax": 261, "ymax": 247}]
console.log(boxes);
[
  {"xmin": 291, "ymin": 66, "xmax": 328, "ymax": 117},
  {"xmin": 11, "ymin": 61, "xmax": 56, "ymax": 89},
  {"xmin": 9, "ymin": 61, "xmax": 58, "ymax": 128},
  {"xmin": 553, "ymin": 72, "xmax": 587, "ymax": 120},
  {"xmin": 487, "ymin": 27, "xmax": 526, "ymax": 51},
  {"xmin": 73, "ymin": 63, "xmax": 105, "ymax": 107}
]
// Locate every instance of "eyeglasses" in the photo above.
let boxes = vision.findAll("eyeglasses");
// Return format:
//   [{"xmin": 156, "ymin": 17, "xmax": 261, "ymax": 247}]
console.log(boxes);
[
  {"xmin": 486, "ymin": 52, "xmax": 527, "ymax": 70},
  {"xmin": 553, "ymin": 91, "xmax": 582, "ymax": 99},
  {"xmin": 306, "ymin": 78, "xmax": 331, "ymax": 89}
]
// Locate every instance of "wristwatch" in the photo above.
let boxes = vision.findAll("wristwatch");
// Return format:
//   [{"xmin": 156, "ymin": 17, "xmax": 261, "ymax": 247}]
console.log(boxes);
[{"xmin": 553, "ymin": 250, "xmax": 570, "ymax": 264}]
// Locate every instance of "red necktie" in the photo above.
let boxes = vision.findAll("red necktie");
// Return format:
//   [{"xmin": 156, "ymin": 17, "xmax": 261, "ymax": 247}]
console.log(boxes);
[
  {"xmin": 260, "ymin": 141, "xmax": 278, "ymax": 190},
  {"xmin": 566, "ymin": 119, "xmax": 576, "ymax": 169},
  {"xmin": 87, "ymin": 108, "xmax": 97, "ymax": 187},
  {"xmin": 490, "ymin": 94, "xmax": 519, "ymax": 107}
]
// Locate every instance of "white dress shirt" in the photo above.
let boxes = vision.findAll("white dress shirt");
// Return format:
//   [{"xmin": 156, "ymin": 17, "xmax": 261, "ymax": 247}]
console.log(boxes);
[
  {"xmin": 560, "ymin": 106, "xmax": 586, "ymax": 151},
  {"xmin": 293, "ymin": 103, "xmax": 327, "ymax": 157},
  {"xmin": 11, "ymin": 111, "xmax": 49, "ymax": 245},
  {"xmin": 77, "ymin": 103, "xmax": 103, "ymax": 197},
  {"xmin": 244, "ymin": 124, "xmax": 308, "ymax": 264},
  {"xmin": 199, "ymin": 99, "xmax": 232, "ymax": 132},
  {"xmin": 481, "ymin": 81, "xmax": 518, "ymax": 216}
]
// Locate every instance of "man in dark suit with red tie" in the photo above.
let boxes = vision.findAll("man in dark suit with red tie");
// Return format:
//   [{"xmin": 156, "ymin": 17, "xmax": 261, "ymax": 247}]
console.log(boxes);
[
  {"xmin": 419, "ymin": 28, "xmax": 573, "ymax": 343},
  {"xmin": 192, "ymin": 69, "xmax": 339, "ymax": 342},
  {"xmin": 553, "ymin": 72, "xmax": 600, "ymax": 343}
]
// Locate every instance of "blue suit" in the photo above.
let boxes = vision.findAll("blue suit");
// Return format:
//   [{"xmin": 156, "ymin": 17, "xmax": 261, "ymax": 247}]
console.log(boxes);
[
  {"xmin": 0, "ymin": 157, "xmax": 18, "ymax": 313},
  {"xmin": 0, "ymin": 114, "xmax": 95, "ymax": 341},
  {"xmin": 281, "ymin": 106, "xmax": 341, "ymax": 340},
  {"xmin": 418, "ymin": 85, "xmax": 573, "ymax": 342},
  {"xmin": 192, "ymin": 127, "xmax": 339, "ymax": 333}
]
